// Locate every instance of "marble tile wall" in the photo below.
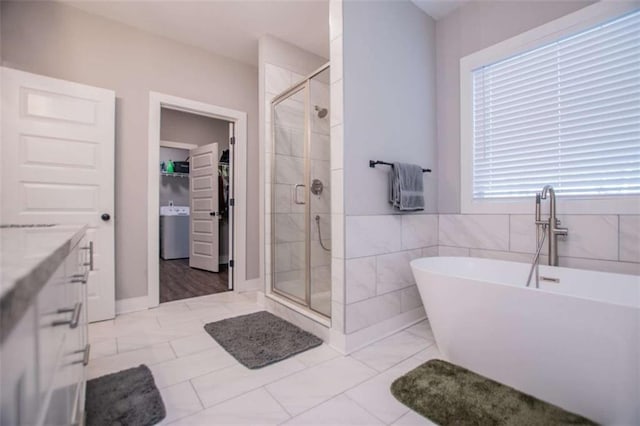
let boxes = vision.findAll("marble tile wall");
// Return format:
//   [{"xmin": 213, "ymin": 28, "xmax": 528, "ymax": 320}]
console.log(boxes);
[
  {"xmin": 340, "ymin": 212, "xmax": 639, "ymax": 349},
  {"xmin": 264, "ymin": 58, "xmax": 334, "ymax": 319},
  {"xmin": 264, "ymin": 63, "xmax": 304, "ymax": 293},
  {"xmin": 343, "ymin": 214, "xmax": 438, "ymax": 335},
  {"xmin": 270, "ymin": 85, "xmax": 306, "ymax": 293},
  {"xmin": 438, "ymin": 214, "xmax": 640, "ymax": 276},
  {"xmin": 329, "ymin": 0, "xmax": 346, "ymax": 337},
  {"xmin": 310, "ymin": 74, "xmax": 332, "ymax": 296}
]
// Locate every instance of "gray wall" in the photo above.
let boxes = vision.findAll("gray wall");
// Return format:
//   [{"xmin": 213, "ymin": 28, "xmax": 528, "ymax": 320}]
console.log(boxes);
[
  {"xmin": 340, "ymin": 0, "xmax": 437, "ymax": 342},
  {"xmin": 435, "ymin": 0, "xmax": 595, "ymax": 213},
  {"xmin": 0, "ymin": 1, "xmax": 260, "ymax": 300},
  {"xmin": 161, "ymin": 108, "xmax": 230, "ymax": 151},
  {"xmin": 343, "ymin": 0, "xmax": 437, "ymax": 215}
]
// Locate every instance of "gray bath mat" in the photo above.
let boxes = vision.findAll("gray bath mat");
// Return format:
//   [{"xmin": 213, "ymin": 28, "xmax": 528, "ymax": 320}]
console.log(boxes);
[
  {"xmin": 86, "ymin": 364, "xmax": 166, "ymax": 426},
  {"xmin": 391, "ymin": 359, "xmax": 596, "ymax": 426},
  {"xmin": 204, "ymin": 311, "xmax": 323, "ymax": 369}
]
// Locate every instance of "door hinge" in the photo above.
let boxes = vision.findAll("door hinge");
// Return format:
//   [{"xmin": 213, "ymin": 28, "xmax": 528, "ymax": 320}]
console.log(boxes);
[
  {"xmin": 229, "ymin": 259, "xmax": 234, "ymax": 268},
  {"xmin": 229, "ymin": 198, "xmax": 235, "ymax": 207},
  {"xmin": 230, "ymin": 136, "xmax": 236, "ymax": 145}
]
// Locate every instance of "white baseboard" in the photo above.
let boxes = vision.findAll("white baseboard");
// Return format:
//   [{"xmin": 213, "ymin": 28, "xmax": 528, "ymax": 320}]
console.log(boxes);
[
  {"xmin": 328, "ymin": 329, "xmax": 348, "ymax": 355},
  {"xmin": 255, "ymin": 291, "xmax": 266, "ymax": 307},
  {"xmin": 115, "ymin": 295, "xmax": 149, "ymax": 315},
  {"xmin": 236, "ymin": 277, "xmax": 262, "ymax": 293},
  {"xmin": 337, "ymin": 307, "xmax": 427, "ymax": 354}
]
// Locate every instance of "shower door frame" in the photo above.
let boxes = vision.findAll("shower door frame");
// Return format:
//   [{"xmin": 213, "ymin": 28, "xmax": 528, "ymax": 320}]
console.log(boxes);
[{"xmin": 270, "ymin": 63, "xmax": 330, "ymax": 318}]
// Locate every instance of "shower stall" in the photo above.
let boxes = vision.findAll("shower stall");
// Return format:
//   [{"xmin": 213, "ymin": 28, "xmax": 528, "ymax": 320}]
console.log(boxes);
[{"xmin": 270, "ymin": 64, "xmax": 331, "ymax": 318}]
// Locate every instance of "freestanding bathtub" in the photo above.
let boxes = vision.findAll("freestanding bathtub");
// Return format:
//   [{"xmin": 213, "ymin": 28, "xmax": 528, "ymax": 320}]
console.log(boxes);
[{"xmin": 411, "ymin": 256, "xmax": 639, "ymax": 425}]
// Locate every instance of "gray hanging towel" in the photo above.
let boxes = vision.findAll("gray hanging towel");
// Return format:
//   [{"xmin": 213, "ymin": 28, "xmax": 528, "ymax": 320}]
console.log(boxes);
[{"xmin": 389, "ymin": 162, "xmax": 425, "ymax": 211}]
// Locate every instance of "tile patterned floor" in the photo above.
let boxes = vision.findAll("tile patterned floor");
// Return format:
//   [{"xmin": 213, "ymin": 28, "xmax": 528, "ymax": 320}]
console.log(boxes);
[{"xmin": 88, "ymin": 291, "xmax": 439, "ymax": 425}]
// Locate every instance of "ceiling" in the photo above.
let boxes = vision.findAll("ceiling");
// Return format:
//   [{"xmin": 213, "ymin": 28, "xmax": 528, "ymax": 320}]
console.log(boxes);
[
  {"xmin": 63, "ymin": 0, "xmax": 468, "ymax": 67},
  {"xmin": 410, "ymin": 0, "xmax": 469, "ymax": 20},
  {"xmin": 63, "ymin": 0, "xmax": 330, "ymax": 67}
]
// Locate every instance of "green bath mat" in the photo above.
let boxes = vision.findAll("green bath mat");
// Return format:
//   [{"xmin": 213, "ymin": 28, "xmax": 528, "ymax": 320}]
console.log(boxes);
[{"xmin": 391, "ymin": 359, "xmax": 596, "ymax": 426}]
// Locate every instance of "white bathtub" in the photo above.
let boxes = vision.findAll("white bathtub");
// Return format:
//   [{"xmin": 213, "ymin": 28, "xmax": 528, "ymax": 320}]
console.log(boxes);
[{"xmin": 411, "ymin": 256, "xmax": 639, "ymax": 425}]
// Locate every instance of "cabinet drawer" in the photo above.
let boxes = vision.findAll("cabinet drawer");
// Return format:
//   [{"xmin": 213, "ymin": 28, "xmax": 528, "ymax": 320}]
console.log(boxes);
[
  {"xmin": 35, "ymin": 261, "xmax": 68, "ymax": 405},
  {"xmin": 40, "ymin": 329, "xmax": 88, "ymax": 426},
  {"xmin": 0, "ymin": 305, "xmax": 39, "ymax": 426},
  {"xmin": 38, "ymin": 338, "xmax": 71, "ymax": 426},
  {"xmin": 36, "ymin": 236, "xmax": 89, "ymax": 418},
  {"xmin": 2, "ymin": 229, "xmax": 89, "ymax": 426}
]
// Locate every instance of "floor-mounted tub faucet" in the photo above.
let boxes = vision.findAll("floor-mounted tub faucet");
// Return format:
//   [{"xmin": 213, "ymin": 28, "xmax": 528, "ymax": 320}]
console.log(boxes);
[{"xmin": 536, "ymin": 185, "xmax": 569, "ymax": 266}]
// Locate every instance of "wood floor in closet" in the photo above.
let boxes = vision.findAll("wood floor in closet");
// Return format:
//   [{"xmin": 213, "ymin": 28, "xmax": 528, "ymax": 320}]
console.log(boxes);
[{"xmin": 159, "ymin": 259, "xmax": 229, "ymax": 303}]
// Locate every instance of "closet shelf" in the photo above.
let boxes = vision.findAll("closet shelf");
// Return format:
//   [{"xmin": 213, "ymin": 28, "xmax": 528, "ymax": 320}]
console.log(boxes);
[{"xmin": 161, "ymin": 171, "xmax": 189, "ymax": 178}]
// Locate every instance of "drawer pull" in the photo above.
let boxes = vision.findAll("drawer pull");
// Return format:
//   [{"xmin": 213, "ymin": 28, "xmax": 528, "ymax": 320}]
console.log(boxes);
[
  {"xmin": 82, "ymin": 241, "xmax": 94, "ymax": 271},
  {"xmin": 52, "ymin": 302, "xmax": 82, "ymax": 328},
  {"xmin": 71, "ymin": 271, "xmax": 89, "ymax": 284},
  {"xmin": 83, "ymin": 343, "xmax": 91, "ymax": 366},
  {"xmin": 73, "ymin": 344, "xmax": 91, "ymax": 366}
]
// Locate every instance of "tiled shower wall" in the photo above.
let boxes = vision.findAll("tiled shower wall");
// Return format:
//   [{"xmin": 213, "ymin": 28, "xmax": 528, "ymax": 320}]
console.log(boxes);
[
  {"xmin": 270, "ymin": 90, "xmax": 306, "ymax": 294},
  {"xmin": 328, "ymin": 0, "xmax": 346, "ymax": 338},
  {"xmin": 341, "ymin": 212, "xmax": 640, "ymax": 350},
  {"xmin": 265, "ymin": 63, "xmax": 332, "ymax": 310},
  {"xmin": 265, "ymin": 64, "xmax": 305, "ymax": 294},
  {"xmin": 309, "ymin": 75, "xmax": 332, "ymax": 298}
]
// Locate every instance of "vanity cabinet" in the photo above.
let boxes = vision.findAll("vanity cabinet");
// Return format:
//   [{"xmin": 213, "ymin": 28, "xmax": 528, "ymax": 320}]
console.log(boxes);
[{"xmin": 0, "ymin": 227, "xmax": 89, "ymax": 426}]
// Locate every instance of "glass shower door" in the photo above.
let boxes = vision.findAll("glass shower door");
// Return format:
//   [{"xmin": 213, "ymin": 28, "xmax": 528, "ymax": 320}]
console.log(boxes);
[
  {"xmin": 308, "ymin": 67, "xmax": 331, "ymax": 317},
  {"xmin": 272, "ymin": 86, "xmax": 308, "ymax": 304},
  {"xmin": 270, "ymin": 63, "xmax": 331, "ymax": 318}
]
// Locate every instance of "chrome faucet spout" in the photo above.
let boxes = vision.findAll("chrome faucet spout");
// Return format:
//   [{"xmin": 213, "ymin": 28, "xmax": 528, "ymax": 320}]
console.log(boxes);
[
  {"xmin": 536, "ymin": 185, "xmax": 568, "ymax": 267},
  {"xmin": 541, "ymin": 185, "xmax": 556, "ymax": 220}
]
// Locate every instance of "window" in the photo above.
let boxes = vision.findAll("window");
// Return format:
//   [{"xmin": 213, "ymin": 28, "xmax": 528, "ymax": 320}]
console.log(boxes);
[{"xmin": 460, "ymin": 4, "xmax": 640, "ymax": 213}]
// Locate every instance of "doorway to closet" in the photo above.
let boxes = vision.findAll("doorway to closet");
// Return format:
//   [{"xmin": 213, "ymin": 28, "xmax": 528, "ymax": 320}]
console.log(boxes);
[
  {"xmin": 147, "ymin": 92, "xmax": 248, "ymax": 310},
  {"xmin": 158, "ymin": 108, "xmax": 232, "ymax": 303}
]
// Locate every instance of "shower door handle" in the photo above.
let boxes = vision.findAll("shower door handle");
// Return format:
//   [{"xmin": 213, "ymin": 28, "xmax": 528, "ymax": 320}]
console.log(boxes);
[{"xmin": 294, "ymin": 184, "xmax": 306, "ymax": 205}]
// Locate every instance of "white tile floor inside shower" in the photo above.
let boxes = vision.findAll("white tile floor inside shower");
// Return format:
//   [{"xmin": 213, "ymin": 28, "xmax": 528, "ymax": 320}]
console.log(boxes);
[{"xmin": 88, "ymin": 291, "xmax": 439, "ymax": 425}]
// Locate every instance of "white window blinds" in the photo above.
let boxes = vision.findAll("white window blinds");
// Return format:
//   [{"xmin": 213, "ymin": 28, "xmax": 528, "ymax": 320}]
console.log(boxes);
[{"xmin": 472, "ymin": 9, "xmax": 640, "ymax": 199}]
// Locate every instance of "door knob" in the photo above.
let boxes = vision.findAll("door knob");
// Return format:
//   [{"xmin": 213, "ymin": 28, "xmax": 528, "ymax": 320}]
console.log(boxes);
[
  {"xmin": 101, "ymin": 213, "xmax": 111, "ymax": 221},
  {"xmin": 210, "ymin": 212, "xmax": 217, "ymax": 217}
]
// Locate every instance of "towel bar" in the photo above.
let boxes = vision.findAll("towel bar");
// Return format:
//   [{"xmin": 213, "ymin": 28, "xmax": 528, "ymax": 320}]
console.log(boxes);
[{"xmin": 369, "ymin": 160, "xmax": 431, "ymax": 173}]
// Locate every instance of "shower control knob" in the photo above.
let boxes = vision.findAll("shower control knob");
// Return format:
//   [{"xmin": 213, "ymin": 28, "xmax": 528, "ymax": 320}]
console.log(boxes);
[{"xmin": 101, "ymin": 213, "xmax": 111, "ymax": 221}]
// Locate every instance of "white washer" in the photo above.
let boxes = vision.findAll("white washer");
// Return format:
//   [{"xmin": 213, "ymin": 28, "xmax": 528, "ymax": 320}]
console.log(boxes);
[{"xmin": 160, "ymin": 206, "xmax": 190, "ymax": 260}]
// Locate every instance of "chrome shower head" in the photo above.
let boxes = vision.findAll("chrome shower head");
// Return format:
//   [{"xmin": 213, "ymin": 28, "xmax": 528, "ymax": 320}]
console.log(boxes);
[{"xmin": 315, "ymin": 105, "xmax": 328, "ymax": 118}]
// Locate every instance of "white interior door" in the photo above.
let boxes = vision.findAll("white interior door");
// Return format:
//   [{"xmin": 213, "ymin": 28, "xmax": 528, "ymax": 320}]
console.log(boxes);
[
  {"xmin": 1, "ymin": 67, "xmax": 116, "ymax": 322},
  {"xmin": 189, "ymin": 143, "xmax": 219, "ymax": 272}
]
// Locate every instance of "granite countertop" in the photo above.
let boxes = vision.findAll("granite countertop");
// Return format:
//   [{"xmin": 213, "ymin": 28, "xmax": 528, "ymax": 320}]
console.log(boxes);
[{"xmin": 0, "ymin": 224, "xmax": 87, "ymax": 343}]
